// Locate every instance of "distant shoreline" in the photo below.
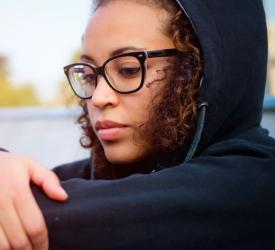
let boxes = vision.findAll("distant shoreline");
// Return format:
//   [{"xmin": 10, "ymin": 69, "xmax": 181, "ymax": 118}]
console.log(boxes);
[{"xmin": 0, "ymin": 107, "xmax": 81, "ymax": 121}]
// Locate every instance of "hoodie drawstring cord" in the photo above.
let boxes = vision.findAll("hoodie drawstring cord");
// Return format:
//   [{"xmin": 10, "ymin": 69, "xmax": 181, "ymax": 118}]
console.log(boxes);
[{"xmin": 184, "ymin": 102, "xmax": 208, "ymax": 163}]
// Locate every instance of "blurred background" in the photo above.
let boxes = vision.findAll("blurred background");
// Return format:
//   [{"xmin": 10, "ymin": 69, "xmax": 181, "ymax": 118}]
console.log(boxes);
[
  {"xmin": 0, "ymin": 0, "xmax": 92, "ymax": 167},
  {"xmin": 0, "ymin": 0, "xmax": 274, "ymax": 167}
]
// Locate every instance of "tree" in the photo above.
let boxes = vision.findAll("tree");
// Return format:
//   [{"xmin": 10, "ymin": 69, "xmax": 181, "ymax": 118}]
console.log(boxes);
[{"xmin": 0, "ymin": 54, "xmax": 39, "ymax": 107}]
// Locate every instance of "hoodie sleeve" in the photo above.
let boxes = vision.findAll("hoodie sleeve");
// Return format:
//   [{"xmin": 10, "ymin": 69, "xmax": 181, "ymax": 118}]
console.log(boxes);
[{"xmin": 32, "ymin": 154, "xmax": 275, "ymax": 250}]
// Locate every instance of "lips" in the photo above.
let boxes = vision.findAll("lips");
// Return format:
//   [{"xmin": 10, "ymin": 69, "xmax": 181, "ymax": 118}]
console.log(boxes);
[
  {"xmin": 95, "ymin": 120, "xmax": 128, "ymax": 141},
  {"xmin": 95, "ymin": 120, "xmax": 127, "ymax": 130}
]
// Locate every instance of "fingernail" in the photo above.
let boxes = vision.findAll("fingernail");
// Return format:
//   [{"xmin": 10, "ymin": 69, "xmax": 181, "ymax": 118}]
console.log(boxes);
[{"xmin": 59, "ymin": 187, "xmax": 68, "ymax": 198}]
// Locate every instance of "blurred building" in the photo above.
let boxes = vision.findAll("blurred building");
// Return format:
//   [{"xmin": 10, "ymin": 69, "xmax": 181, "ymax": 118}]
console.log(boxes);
[{"xmin": 268, "ymin": 23, "xmax": 275, "ymax": 95}]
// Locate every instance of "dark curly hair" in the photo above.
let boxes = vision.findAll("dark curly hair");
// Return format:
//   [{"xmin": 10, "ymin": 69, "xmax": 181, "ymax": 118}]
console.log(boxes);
[{"xmin": 77, "ymin": 0, "xmax": 203, "ymax": 179}]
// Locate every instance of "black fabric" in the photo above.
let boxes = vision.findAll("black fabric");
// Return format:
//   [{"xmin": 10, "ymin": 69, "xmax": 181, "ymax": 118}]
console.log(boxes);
[
  {"xmin": 53, "ymin": 158, "xmax": 92, "ymax": 181},
  {"xmin": 176, "ymin": 0, "xmax": 268, "ymax": 151},
  {"xmin": 31, "ymin": 0, "xmax": 275, "ymax": 249}
]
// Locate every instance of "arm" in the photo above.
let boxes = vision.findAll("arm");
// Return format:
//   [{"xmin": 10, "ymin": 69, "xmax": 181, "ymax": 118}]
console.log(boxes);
[{"xmin": 33, "ymin": 156, "xmax": 275, "ymax": 249}]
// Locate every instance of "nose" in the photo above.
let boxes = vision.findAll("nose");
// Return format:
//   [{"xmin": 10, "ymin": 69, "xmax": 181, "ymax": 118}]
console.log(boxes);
[{"xmin": 91, "ymin": 75, "xmax": 119, "ymax": 109}]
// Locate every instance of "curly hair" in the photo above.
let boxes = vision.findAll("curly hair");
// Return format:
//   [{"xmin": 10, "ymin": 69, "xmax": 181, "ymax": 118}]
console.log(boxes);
[{"xmin": 77, "ymin": 0, "xmax": 203, "ymax": 179}]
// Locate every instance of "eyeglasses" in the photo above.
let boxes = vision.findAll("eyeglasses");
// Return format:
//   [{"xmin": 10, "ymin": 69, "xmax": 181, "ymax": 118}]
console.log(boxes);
[{"xmin": 63, "ymin": 48, "xmax": 179, "ymax": 99}]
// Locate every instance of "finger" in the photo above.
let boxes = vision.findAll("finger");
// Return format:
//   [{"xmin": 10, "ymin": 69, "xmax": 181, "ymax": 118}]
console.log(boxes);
[
  {"xmin": 40, "ymin": 171, "xmax": 68, "ymax": 201},
  {"xmin": 0, "ymin": 203, "xmax": 32, "ymax": 250},
  {"xmin": 26, "ymin": 158, "xmax": 68, "ymax": 201},
  {"xmin": 15, "ymin": 186, "xmax": 49, "ymax": 250},
  {"xmin": 0, "ymin": 226, "xmax": 11, "ymax": 250}
]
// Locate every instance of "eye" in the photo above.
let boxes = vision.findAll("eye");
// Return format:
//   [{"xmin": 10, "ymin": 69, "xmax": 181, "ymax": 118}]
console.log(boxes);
[
  {"xmin": 83, "ymin": 73, "xmax": 96, "ymax": 83},
  {"xmin": 118, "ymin": 67, "xmax": 141, "ymax": 78}
]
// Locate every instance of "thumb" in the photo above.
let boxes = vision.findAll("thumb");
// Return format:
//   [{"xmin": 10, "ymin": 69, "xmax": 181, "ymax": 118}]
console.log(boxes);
[{"xmin": 26, "ymin": 157, "xmax": 68, "ymax": 201}]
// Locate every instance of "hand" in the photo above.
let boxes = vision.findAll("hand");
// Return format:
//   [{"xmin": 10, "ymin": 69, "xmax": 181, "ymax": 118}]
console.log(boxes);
[{"xmin": 0, "ymin": 152, "xmax": 68, "ymax": 250}]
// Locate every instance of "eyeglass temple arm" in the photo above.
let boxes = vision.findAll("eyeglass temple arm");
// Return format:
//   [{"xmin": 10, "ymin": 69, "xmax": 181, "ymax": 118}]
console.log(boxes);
[{"xmin": 146, "ymin": 49, "xmax": 179, "ymax": 58}]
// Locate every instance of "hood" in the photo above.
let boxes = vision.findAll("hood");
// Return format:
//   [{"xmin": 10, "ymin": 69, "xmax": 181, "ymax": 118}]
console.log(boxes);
[{"xmin": 176, "ymin": 0, "xmax": 268, "ymax": 153}]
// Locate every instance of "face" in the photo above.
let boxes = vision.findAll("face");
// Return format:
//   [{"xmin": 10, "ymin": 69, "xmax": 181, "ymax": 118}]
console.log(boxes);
[{"xmin": 82, "ymin": 0, "xmax": 174, "ymax": 164}]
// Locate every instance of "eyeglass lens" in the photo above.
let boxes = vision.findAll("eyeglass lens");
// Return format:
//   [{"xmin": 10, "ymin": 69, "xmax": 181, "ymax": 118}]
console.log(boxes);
[{"xmin": 68, "ymin": 56, "xmax": 143, "ymax": 97}]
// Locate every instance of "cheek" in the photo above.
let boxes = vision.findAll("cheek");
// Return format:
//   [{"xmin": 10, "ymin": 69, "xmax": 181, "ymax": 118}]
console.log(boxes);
[
  {"xmin": 86, "ymin": 101, "xmax": 97, "ymax": 129},
  {"xmin": 123, "ymin": 88, "xmax": 156, "ymax": 125}
]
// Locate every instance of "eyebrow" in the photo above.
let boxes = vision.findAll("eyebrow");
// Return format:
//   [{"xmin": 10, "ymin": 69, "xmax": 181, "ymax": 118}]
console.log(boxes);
[{"xmin": 80, "ymin": 46, "xmax": 146, "ymax": 64}]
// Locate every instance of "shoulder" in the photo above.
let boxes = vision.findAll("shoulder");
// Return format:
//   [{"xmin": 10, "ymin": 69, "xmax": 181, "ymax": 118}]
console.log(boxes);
[
  {"xmin": 186, "ymin": 127, "xmax": 275, "ymax": 195},
  {"xmin": 53, "ymin": 158, "xmax": 92, "ymax": 181},
  {"xmin": 202, "ymin": 126, "xmax": 275, "ymax": 159}
]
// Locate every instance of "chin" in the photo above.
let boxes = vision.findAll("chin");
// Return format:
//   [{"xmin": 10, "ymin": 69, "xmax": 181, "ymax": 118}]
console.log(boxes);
[
  {"xmin": 103, "ymin": 143, "xmax": 149, "ymax": 165},
  {"xmin": 105, "ymin": 153, "xmax": 139, "ymax": 165}
]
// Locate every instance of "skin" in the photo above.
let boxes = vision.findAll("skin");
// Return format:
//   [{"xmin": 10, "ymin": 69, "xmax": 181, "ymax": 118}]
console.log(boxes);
[
  {"xmin": 0, "ymin": 152, "xmax": 67, "ymax": 250},
  {"xmin": 0, "ymin": 1, "xmax": 175, "ymax": 249},
  {"xmin": 83, "ymin": 0, "xmax": 174, "ymax": 164}
]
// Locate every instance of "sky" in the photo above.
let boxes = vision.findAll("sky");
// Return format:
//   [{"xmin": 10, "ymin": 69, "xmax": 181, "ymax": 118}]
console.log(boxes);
[
  {"xmin": 0, "ymin": 0, "xmax": 274, "ymax": 102},
  {"xmin": 264, "ymin": 0, "xmax": 275, "ymax": 21},
  {"xmin": 0, "ymin": 0, "xmax": 92, "ymax": 101}
]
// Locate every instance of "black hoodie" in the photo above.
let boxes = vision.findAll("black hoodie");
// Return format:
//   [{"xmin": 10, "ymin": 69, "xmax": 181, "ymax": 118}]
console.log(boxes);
[{"xmin": 32, "ymin": 0, "xmax": 275, "ymax": 249}]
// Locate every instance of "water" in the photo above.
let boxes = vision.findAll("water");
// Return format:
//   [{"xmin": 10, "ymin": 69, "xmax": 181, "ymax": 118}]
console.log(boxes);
[
  {"xmin": 0, "ymin": 107, "xmax": 89, "ymax": 168},
  {"xmin": 262, "ymin": 111, "xmax": 275, "ymax": 136},
  {"xmin": 0, "ymin": 108, "xmax": 274, "ymax": 169}
]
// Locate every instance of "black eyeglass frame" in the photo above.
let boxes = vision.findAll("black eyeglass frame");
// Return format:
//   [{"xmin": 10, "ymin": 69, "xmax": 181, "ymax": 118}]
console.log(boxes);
[{"xmin": 63, "ymin": 48, "xmax": 180, "ymax": 99}]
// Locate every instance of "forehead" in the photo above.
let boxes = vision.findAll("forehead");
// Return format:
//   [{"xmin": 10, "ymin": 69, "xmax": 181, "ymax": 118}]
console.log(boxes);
[{"xmin": 83, "ymin": 1, "xmax": 173, "ymax": 61}]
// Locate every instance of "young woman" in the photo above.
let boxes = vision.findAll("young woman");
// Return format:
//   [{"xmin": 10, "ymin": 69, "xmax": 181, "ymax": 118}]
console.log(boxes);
[{"xmin": 0, "ymin": 0, "xmax": 275, "ymax": 249}]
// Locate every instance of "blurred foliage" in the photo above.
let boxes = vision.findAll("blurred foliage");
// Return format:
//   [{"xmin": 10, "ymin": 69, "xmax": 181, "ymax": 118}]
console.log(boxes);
[
  {"xmin": 0, "ymin": 55, "xmax": 39, "ymax": 106},
  {"xmin": 58, "ymin": 49, "xmax": 81, "ymax": 106}
]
